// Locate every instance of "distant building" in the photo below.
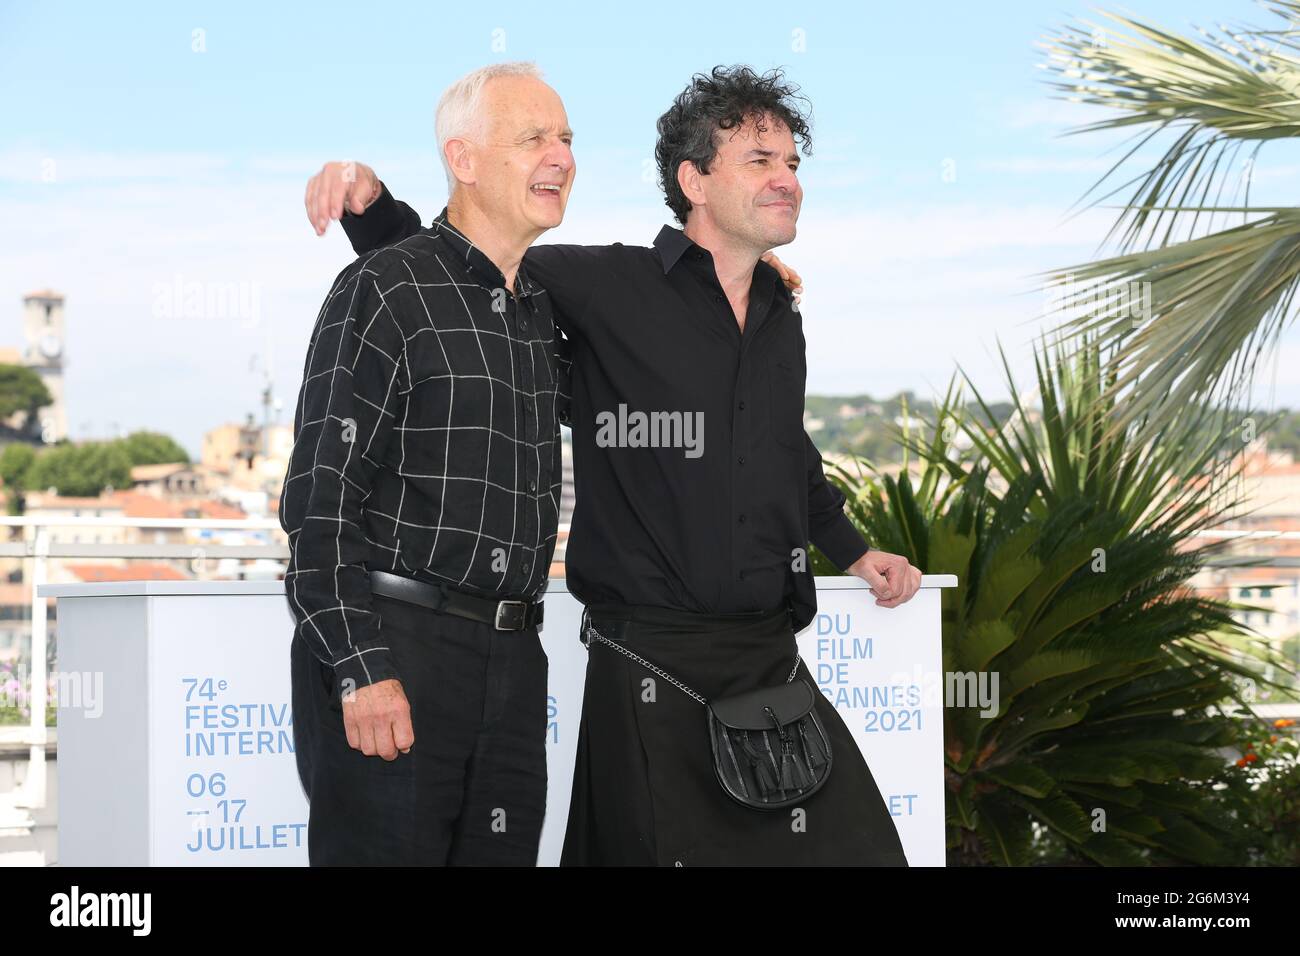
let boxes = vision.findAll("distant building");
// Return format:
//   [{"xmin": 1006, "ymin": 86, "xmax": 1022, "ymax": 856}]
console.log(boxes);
[
  {"xmin": 1187, "ymin": 442, "xmax": 1300, "ymax": 680},
  {"xmin": 201, "ymin": 418, "xmax": 294, "ymax": 517},
  {"xmin": 0, "ymin": 290, "xmax": 69, "ymax": 444},
  {"xmin": 130, "ymin": 462, "xmax": 208, "ymax": 498}
]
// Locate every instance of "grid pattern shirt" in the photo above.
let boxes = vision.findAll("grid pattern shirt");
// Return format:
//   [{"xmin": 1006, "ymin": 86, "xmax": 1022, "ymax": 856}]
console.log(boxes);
[{"xmin": 280, "ymin": 208, "xmax": 567, "ymax": 691}]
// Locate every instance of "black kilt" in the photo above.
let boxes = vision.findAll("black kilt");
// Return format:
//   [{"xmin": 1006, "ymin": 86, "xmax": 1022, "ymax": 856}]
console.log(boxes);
[{"xmin": 559, "ymin": 602, "xmax": 910, "ymax": 866}]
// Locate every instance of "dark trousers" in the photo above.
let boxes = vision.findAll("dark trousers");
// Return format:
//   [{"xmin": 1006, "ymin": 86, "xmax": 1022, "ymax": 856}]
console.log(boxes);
[{"xmin": 290, "ymin": 592, "xmax": 549, "ymax": 865}]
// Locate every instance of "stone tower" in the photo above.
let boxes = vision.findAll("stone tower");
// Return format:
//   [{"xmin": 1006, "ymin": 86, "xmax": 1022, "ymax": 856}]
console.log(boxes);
[{"xmin": 22, "ymin": 290, "xmax": 68, "ymax": 443}]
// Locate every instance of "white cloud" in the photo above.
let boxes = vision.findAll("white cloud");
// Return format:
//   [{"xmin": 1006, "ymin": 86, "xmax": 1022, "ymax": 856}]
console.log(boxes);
[
  {"xmin": 979, "ymin": 156, "xmax": 1113, "ymax": 174},
  {"xmin": 0, "ymin": 148, "xmax": 233, "ymax": 184},
  {"xmin": 999, "ymin": 95, "xmax": 1114, "ymax": 132}
]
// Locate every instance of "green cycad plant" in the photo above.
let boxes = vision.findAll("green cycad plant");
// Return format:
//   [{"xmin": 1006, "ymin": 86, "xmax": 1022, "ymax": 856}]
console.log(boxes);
[{"xmin": 814, "ymin": 337, "xmax": 1292, "ymax": 865}]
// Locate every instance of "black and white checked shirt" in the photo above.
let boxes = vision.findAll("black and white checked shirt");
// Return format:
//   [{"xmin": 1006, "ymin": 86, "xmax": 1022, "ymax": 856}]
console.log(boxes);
[{"xmin": 279, "ymin": 209, "xmax": 567, "ymax": 691}]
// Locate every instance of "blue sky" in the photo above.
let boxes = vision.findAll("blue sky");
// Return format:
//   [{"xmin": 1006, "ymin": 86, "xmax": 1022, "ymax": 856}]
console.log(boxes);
[{"xmin": 3, "ymin": 0, "xmax": 1299, "ymax": 455}]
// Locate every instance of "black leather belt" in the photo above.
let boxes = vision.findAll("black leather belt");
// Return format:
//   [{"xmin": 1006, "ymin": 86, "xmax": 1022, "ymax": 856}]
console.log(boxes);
[{"xmin": 369, "ymin": 570, "xmax": 543, "ymax": 631}]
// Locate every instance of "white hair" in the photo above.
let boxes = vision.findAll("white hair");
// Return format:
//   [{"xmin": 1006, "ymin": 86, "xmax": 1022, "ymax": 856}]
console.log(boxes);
[{"xmin": 435, "ymin": 61, "xmax": 544, "ymax": 195}]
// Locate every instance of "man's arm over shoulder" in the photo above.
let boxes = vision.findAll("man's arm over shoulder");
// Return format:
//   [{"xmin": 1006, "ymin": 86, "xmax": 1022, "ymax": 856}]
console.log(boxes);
[
  {"xmin": 280, "ymin": 255, "xmax": 409, "ymax": 692},
  {"xmin": 340, "ymin": 182, "xmax": 425, "ymax": 255},
  {"xmin": 524, "ymin": 242, "xmax": 621, "ymax": 338}
]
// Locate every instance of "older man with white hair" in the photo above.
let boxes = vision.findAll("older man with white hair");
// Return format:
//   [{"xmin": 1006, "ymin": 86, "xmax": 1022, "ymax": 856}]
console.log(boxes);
[{"xmin": 281, "ymin": 61, "xmax": 574, "ymax": 865}]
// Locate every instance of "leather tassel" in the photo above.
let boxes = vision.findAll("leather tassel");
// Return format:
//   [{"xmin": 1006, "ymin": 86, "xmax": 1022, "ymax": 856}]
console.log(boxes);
[
  {"xmin": 792, "ymin": 754, "xmax": 814, "ymax": 790},
  {"xmin": 741, "ymin": 733, "xmax": 778, "ymax": 796},
  {"xmin": 779, "ymin": 752, "xmax": 798, "ymax": 791},
  {"xmin": 799, "ymin": 721, "xmax": 824, "ymax": 773}
]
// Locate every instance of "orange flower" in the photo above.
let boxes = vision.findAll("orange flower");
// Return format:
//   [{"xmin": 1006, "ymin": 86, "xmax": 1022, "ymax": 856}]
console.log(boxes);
[
  {"xmin": 1235, "ymin": 757, "xmax": 1248, "ymax": 767},
  {"xmin": 1246, "ymin": 742, "xmax": 1254, "ymax": 750},
  {"xmin": 1274, "ymin": 718, "xmax": 1295, "ymax": 728},
  {"xmin": 1270, "ymin": 735, "xmax": 1279, "ymax": 743},
  {"xmin": 1244, "ymin": 753, "xmax": 1259, "ymax": 763}
]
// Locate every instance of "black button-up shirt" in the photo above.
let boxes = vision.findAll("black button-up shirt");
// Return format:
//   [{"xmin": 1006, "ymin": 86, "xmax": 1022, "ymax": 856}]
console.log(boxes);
[
  {"xmin": 342, "ymin": 186, "xmax": 870, "ymax": 635},
  {"xmin": 280, "ymin": 209, "xmax": 565, "ymax": 690}
]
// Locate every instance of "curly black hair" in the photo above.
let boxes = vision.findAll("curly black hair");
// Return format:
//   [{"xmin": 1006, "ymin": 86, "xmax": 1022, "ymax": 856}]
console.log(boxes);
[{"xmin": 654, "ymin": 65, "xmax": 813, "ymax": 226}]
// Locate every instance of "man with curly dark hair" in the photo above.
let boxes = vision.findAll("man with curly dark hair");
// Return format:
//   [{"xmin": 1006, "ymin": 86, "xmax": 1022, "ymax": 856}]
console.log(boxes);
[
  {"xmin": 654, "ymin": 64, "xmax": 813, "ymax": 227},
  {"xmin": 304, "ymin": 63, "xmax": 921, "ymax": 866}
]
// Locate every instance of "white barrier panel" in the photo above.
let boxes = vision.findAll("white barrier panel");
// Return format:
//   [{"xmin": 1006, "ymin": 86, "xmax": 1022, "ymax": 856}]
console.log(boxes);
[{"xmin": 42, "ymin": 575, "xmax": 956, "ymax": 866}]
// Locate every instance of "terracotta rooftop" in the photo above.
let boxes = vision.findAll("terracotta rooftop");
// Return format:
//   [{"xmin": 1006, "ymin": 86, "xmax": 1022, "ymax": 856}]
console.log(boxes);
[
  {"xmin": 23, "ymin": 490, "xmax": 247, "ymax": 520},
  {"xmin": 25, "ymin": 492, "xmax": 127, "ymax": 510},
  {"xmin": 64, "ymin": 563, "xmax": 189, "ymax": 582},
  {"xmin": 116, "ymin": 491, "xmax": 246, "ymax": 520}
]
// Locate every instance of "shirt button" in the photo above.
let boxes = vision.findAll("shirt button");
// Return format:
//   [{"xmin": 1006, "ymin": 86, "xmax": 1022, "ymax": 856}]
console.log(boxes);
[
  {"xmin": 528, "ymin": 480, "xmax": 537, "ymax": 492},
  {"xmin": 738, "ymin": 514, "xmax": 746, "ymax": 524},
  {"xmin": 738, "ymin": 401, "xmax": 746, "ymax": 411},
  {"xmin": 738, "ymin": 570, "xmax": 746, "ymax": 580},
  {"xmin": 518, "ymin": 318, "xmax": 528, "ymax": 331},
  {"xmin": 522, "ymin": 562, "xmax": 532, "ymax": 574},
  {"xmin": 738, "ymin": 456, "xmax": 745, "ymax": 465}
]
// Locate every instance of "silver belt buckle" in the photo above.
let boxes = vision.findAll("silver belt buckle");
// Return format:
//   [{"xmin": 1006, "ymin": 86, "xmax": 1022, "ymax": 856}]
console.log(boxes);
[{"xmin": 494, "ymin": 599, "xmax": 527, "ymax": 630}]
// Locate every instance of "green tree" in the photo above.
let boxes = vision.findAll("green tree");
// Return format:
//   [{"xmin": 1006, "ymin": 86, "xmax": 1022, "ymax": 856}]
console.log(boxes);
[
  {"xmin": 118, "ymin": 430, "xmax": 190, "ymax": 466},
  {"xmin": 0, "ymin": 364, "xmax": 54, "ymax": 440},
  {"xmin": 26, "ymin": 441, "xmax": 133, "ymax": 498},
  {"xmin": 0, "ymin": 443, "xmax": 37, "ymax": 514}
]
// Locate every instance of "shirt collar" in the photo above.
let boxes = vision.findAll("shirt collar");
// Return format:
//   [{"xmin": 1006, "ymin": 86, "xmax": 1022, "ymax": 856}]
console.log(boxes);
[
  {"xmin": 429, "ymin": 206, "xmax": 539, "ymax": 296},
  {"xmin": 653, "ymin": 224, "xmax": 698, "ymax": 274},
  {"xmin": 652, "ymin": 223, "xmax": 782, "ymax": 298}
]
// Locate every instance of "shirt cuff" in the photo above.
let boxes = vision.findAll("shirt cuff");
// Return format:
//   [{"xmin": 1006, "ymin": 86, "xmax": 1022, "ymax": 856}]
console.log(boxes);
[
  {"xmin": 340, "ymin": 181, "xmax": 398, "ymax": 245},
  {"xmin": 813, "ymin": 512, "xmax": 872, "ymax": 572},
  {"xmin": 329, "ymin": 641, "xmax": 401, "ymax": 697}
]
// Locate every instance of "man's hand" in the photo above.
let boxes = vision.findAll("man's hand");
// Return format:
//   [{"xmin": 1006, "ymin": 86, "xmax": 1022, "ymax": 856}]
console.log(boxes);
[
  {"xmin": 761, "ymin": 250, "xmax": 803, "ymax": 301},
  {"xmin": 339, "ymin": 677, "xmax": 414, "ymax": 760},
  {"xmin": 847, "ymin": 549, "xmax": 922, "ymax": 608},
  {"xmin": 306, "ymin": 161, "xmax": 381, "ymax": 236}
]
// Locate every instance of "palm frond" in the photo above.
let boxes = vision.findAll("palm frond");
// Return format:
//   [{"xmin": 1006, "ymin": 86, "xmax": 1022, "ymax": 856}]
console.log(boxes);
[
  {"xmin": 1042, "ymin": 207, "xmax": 1300, "ymax": 442},
  {"xmin": 1040, "ymin": 7, "xmax": 1300, "ymax": 250}
]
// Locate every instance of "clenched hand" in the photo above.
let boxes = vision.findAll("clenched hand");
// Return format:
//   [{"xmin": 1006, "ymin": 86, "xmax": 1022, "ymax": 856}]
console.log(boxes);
[{"xmin": 339, "ymin": 676, "xmax": 414, "ymax": 761}]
